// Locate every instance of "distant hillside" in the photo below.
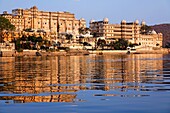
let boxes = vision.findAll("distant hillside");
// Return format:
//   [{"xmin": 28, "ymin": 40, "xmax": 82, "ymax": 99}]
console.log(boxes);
[{"xmin": 151, "ymin": 24, "xmax": 170, "ymax": 47}]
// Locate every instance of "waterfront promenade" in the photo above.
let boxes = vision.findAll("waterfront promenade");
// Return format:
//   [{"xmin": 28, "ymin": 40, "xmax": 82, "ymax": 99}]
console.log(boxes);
[{"xmin": 1, "ymin": 48, "xmax": 170, "ymax": 57}]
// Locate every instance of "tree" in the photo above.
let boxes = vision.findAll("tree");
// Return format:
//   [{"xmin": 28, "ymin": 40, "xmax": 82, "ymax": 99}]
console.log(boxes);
[
  {"xmin": 66, "ymin": 34, "xmax": 73, "ymax": 40},
  {"xmin": 129, "ymin": 42, "xmax": 139, "ymax": 48},
  {"xmin": 165, "ymin": 42, "xmax": 170, "ymax": 48},
  {"xmin": 113, "ymin": 38, "xmax": 128, "ymax": 50},
  {"xmin": 97, "ymin": 39, "xmax": 106, "ymax": 49},
  {"xmin": 140, "ymin": 25, "xmax": 152, "ymax": 34},
  {"xmin": 78, "ymin": 27, "xmax": 90, "ymax": 35},
  {"xmin": 0, "ymin": 16, "xmax": 15, "ymax": 31},
  {"xmin": 36, "ymin": 36, "xmax": 43, "ymax": 42},
  {"xmin": 92, "ymin": 32, "xmax": 97, "ymax": 37},
  {"xmin": 23, "ymin": 28, "xmax": 34, "ymax": 32},
  {"xmin": 0, "ymin": 16, "xmax": 15, "ymax": 42}
]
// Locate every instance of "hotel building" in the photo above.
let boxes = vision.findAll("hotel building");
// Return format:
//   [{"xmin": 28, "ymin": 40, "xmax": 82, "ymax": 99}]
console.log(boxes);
[
  {"xmin": 90, "ymin": 18, "xmax": 163, "ymax": 47},
  {"xmin": 1, "ymin": 6, "xmax": 86, "ymax": 37}
]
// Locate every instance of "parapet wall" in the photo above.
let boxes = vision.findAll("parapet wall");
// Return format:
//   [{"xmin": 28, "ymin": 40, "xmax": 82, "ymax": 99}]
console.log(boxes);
[{"xmin": 0, "ymin": 43, "xmax": 15, "ymax": 51}]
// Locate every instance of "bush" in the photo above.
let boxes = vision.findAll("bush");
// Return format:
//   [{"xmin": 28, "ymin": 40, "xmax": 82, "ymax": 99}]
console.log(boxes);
[{"xmin": 113, "ymin": 38, "xmax": 128, "ymax": 50}]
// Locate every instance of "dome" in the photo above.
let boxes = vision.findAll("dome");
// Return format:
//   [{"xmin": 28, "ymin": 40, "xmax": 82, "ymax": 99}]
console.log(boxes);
[
  {"xmin": 141, "ymin": 20, "xmax": 146, "ymax": 25},
  {"xmin": 151, "ymin": 30, "xmax": 157, "ymax": 35},
  {"xmin": 121, "ymin": 20, "xmax": 126, "ymax": 24},
  {"xmin": 90, "ymin": 19, "xmax": 95, "ymax": 23},
  {"xmin": 32, "ymin": 6, "xmax": 38, "ymax": 10},
  {"xmin": 103, "ymin": 18, "xmax": 109, "ymax": 22},
  {"xmin": 158, "ymin": 33, "xmax": 163, "ymax": 36},
  {"xmin": 135, "ymin": 20, "xmax": 139, "ymax": 24},
  {"xmin": 80, "ymin": 18, "xmax": 85, "ymax": 21}
]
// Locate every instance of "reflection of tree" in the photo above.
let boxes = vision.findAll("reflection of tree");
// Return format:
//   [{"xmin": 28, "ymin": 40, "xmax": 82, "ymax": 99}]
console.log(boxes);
[
  {"xmin": 0, "ymin": 54, "xmax": 165, "ymax": 103},
  {"xmin": 94, "ymin": 56, "xmax": 105, "ymax": 80},
  {"xmin": 0, "ymin": 57, "xmax": 79, "ymax": 103},
  {"xmin": 163, "ymin": 54, "xmax": 170, "ymax": 77},
  {"xmin": 120, "ymin": 55, "xmax": 126, "ymax": 91},
  {"xmin": 0, "ymin": 94, "xmax": 76, "ymax": 103}
]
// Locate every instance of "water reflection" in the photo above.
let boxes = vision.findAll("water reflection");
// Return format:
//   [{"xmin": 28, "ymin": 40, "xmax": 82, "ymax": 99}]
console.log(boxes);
[{"xmin": 0, "ymin": 54, "xmax": 170, "ymax": 103}]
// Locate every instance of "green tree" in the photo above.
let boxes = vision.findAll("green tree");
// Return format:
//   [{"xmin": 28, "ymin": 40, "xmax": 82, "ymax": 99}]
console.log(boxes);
[
  {"xmin": 97, "ymin": 39, "xmax": 106, "ymax": 49},
  {"xmin": 0, "ymin": 16, "xmax": 15, "ymax": 42},
  {"xmin": 23, "ymin": 28, "xmax": 34, "ymax": 32},
  {"xmin": 165, "ymin": 42, "xmax": 170, "ymax": 48},
  {"xmin": 36, "ymin": 36, "xmax": 43, "ymax": 42},
  {"xmin": 140, "ymin": 25, "xmax": 152, "ymax": 34},
  {"xmin": 66, "ymin": 34, "xmax": 73, "ymax": 40},
  {"xmin": 91, "ymin": 32, "xmax": 98, "ymax": 37},
  {"xmin": 109, "ymin": 41, "xmax": 115, "ymax": 49},
  {"xmin": 15, "ymin": 38, "xmax": 22, "ymax": 51},
  {"xmin": 78, "ymin": 27, "xmax": 90, "ymax": 35},
  {"xmin": 113, "ymin": 38, "xmax": 128, "ymax": 50},
  {"xmin": 79, "ymin": 27, "xmax": 85, "ymax": 35}
]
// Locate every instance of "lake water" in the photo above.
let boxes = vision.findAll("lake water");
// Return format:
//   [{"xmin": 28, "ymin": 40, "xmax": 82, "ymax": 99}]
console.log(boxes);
[{"xmin": 0, "ymin": 54, "xmax": 170, "ymax": 113}]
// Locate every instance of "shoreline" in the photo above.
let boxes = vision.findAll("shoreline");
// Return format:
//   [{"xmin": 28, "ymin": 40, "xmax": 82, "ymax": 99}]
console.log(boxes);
[{"xmin": 0, "ymin": 48, "xmax": 170, "ymax": 57}]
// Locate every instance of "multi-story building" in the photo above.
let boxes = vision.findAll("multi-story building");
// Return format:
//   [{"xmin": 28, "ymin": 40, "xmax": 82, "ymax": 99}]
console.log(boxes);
[
  {"xmin": 1, "ymin": 6, "xmax": 86, "ymax": 37},
  {"xmin": 90, "ymin": 18, "xmax": 163, "ymax": 47}
]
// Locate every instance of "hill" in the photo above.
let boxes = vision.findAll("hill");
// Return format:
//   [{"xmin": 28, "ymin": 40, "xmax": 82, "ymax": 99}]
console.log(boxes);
[{"xmin": 151, "ymin": 24, "xmax": 170, "ymax": 47}]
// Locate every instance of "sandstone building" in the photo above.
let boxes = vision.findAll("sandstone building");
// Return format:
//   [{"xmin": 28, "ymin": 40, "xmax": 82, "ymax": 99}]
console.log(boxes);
[
  {"xmin": 90, "ymin": 18, "xmax": 163, "ymax": 47},
  {"xmin": 1, "ymin": 6, "xmax": 86, "ymax": 37}
]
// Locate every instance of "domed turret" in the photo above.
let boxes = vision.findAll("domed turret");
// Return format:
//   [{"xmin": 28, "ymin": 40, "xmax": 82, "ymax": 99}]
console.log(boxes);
[
  {"xmin": 141, "ymin": 20, "xmax": 146, "ymax": 26},
  {"xmin": 121, "ymin": 20, "xmax": 126, "ymax": 24},
  {"xmin": 135, "ymin": 20, "xmax": 139, "ymax": 24},
  {"xmin": 90, "ymin": 19, "xmax": 95, "ymax": 23},
  {"xmin": 80, "ymin": 18, "xmax": 85, "ymax": 21},
  {"xmin": 103, "ymin": 18, "xmax": 109, "ymax": 22},
  {"xmin": 31, "ymin": 6, "xmax": 38, "ymax": 10},
  {"xmin": 151, "ymin": 30, "xmax": 157, "ymax": 35},
  {"xmin": 158, "ymin": 33, "xmax": 163, "ymax": 36}
]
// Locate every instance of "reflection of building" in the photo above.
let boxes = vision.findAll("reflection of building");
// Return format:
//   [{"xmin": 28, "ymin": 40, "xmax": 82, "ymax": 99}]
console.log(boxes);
[
  {"xmin": 1, "ymin": 6, "xmax": 86, "ymax": 37},
  {"xmin": 90, "ymin": 18, "xmax": 163, "ymax": 47},
  {"xmin": 0, "ymin": 94, "xmax": 76, "ymax": 103},
  {"xmin": 0, "ymin": 57, "xmax": 80, "ymax": 103},
  {"xmin": 87, "ymin": 54, "xmax": 163, "ymax": 91},
  {"xmin": 0, "ymin": 55, "xmax": 164, "ymax": 103}
]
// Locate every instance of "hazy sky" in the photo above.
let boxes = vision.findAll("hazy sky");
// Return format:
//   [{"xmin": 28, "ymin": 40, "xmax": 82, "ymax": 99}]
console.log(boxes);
[{"xmin": 0, "ymin": 0, "xmax": 170, "ymax": 26}]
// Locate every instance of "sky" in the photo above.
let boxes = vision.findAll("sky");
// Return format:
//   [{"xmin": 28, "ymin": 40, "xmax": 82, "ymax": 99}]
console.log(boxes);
[{"xmin": 0, "ymin": 0, "xmax": 170, "ymax": 26}]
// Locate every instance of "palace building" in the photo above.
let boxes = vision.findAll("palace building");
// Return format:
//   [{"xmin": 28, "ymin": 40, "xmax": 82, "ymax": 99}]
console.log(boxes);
[
  {"xmin": 90, "ymin": 18, "xmax": 163, "ymax": 47},
  {"xmin": 1, "ymin": 6, "xmax": 86, "ymax": 36}
]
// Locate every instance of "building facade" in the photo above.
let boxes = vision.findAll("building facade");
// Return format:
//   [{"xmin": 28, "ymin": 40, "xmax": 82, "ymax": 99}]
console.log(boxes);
[
  {"xmin": 1, "ymin": 6, "xmax": 86, "ymax": 37},
  {"xmin": 90, "ymin": 18, "xmax": 163, "ymax": 47}
]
